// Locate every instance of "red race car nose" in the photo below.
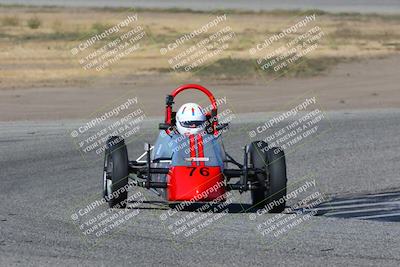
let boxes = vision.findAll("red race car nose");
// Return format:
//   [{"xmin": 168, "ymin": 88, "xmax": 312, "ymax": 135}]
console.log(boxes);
[{"xmin": 167, "ymin": 166, "xmax": 226, "ymax": 202}]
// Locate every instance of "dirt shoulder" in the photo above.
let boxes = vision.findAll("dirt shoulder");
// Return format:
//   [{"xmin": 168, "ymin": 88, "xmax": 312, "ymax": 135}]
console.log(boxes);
[{"xmin": 0, "ymin": 55, "xmax": 399, "ymax": 121}]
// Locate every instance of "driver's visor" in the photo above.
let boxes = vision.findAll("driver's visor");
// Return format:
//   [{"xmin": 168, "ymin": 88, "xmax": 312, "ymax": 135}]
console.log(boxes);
[{"xmin": 180, "ymin": 120, "xmax": 204, "ymax": 128}]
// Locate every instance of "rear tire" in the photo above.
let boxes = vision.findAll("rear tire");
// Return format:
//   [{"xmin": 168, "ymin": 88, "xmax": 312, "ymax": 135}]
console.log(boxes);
[
  {"xmin": 249, "ymin": 141, "xmax": 287, "ymax": 213},
  {"xmin": 103, "ymin": 136, "xmax": 129, "ymax": 209}
]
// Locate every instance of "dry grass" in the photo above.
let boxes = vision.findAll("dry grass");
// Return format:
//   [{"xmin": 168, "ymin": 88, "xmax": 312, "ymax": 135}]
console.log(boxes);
[
  {"xmin": 0, "ymin": 6, "xmax": 399, "ymax": 89},
  {"xmin": 1, "ymin": 15, "xmax": 20, "ymax": 26}
]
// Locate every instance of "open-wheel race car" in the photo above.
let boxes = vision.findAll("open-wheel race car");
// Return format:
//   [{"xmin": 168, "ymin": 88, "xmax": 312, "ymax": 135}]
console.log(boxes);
[{"xmin": 102, "ymin": 84, "xmax": 287, "ymax": 213}]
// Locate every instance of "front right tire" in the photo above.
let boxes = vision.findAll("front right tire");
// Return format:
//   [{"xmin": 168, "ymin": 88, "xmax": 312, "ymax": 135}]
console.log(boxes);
[{"xmin": 103, "ymin": 136, "xmax": 129, "ymax": 208}]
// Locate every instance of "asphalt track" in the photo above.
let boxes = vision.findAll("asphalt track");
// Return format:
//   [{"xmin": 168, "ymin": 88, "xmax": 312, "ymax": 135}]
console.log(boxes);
[{"xmin": 1, "ymin": 109, "xmax": 400, "ymax": 266}]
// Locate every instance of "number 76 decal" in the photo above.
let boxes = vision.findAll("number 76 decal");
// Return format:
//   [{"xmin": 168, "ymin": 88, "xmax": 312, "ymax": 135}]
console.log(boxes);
[{"xmin": 186, "ymin": 167, "xmax": 210, "ymax": 176}]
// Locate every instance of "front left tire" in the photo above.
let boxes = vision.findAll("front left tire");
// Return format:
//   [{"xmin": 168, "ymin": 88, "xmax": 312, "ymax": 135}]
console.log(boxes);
[{"xmin": 249, "ymin": 141, "xmax": 287, "ymax": 213}]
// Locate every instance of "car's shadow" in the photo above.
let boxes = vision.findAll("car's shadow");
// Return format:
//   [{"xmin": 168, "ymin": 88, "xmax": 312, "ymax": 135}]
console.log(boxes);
[{"xmin": 127, "ymin": 200, "xmax": 258, "ymax": 213}]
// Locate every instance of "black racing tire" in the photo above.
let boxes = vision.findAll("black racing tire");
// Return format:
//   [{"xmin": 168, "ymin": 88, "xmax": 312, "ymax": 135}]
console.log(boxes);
[
  {"xmin": 249, "ymin": 141, "xmax": 269, "ymax": 208},
  {"xmin": 103, "ymin": 136, "xmax": 129, "ymax": 209},
  {"xmin": 265, "ymin": 147, "xmax": 287, "ymax": 213},
  {"xmin": 249, "ymin": 141, "xmax": 287, "ymax": 213}
]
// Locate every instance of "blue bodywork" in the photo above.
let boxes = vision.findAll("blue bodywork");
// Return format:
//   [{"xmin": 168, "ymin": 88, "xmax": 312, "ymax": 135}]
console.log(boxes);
[{"xmin": 151, "ymin": 131, "xmax": 226, "ymax": 197}]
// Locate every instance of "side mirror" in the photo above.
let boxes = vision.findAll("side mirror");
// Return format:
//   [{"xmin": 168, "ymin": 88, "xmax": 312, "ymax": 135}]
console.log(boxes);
[{"xmin": 159, "ymin": 123, "xmax": 170, "ymax": 130}]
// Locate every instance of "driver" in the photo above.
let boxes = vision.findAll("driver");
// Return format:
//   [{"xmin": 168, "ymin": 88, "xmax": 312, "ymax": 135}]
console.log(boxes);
[{"xmin": 175, "ymin": 103, "xmax": 206, "ymax": 136}]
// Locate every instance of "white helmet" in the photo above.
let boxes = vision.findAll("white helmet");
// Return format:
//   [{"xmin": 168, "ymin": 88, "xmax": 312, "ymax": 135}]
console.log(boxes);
[{"xmin": 176, "ymin": 103, "xmax": 206, "ymax": 135}]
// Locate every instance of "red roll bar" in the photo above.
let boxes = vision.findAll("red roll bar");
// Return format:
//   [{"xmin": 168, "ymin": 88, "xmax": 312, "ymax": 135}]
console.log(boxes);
[{"xmin": 164, "ymin": 84, "xmax": 218, "ymax": 134}]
